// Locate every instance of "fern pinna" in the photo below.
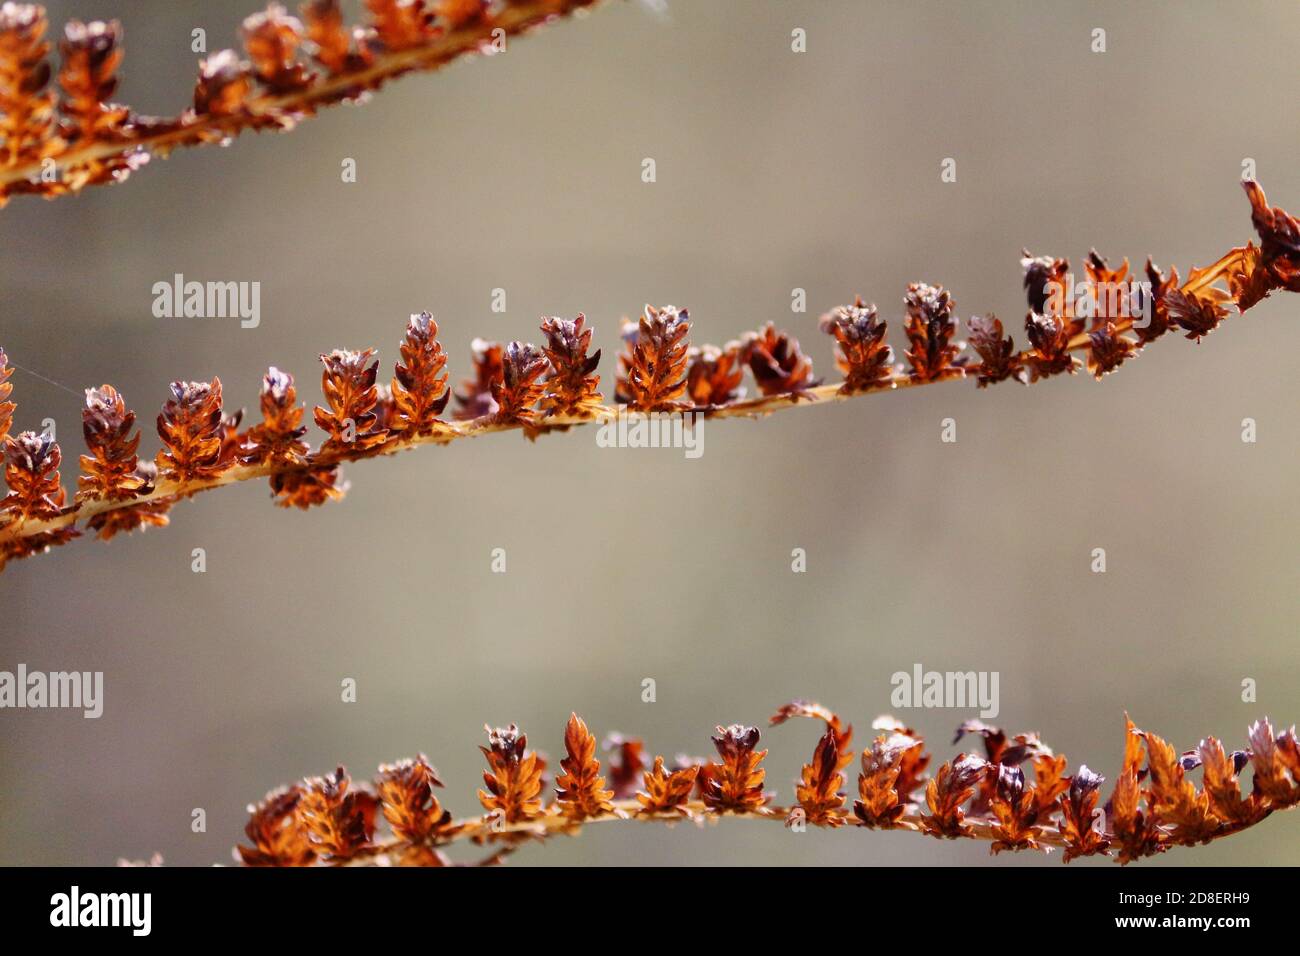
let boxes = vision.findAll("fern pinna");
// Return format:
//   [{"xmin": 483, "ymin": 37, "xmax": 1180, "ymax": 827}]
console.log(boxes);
[
  {"xmin": 221, "ymin": 703, "xmax": 1300, "ymax": 866},
  {"xmin": 1, "ymin": 179, "xmax": 1297, "ymax": 571}
]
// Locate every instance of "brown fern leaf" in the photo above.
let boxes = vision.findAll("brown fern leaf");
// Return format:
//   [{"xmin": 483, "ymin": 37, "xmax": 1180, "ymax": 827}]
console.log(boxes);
[
  {"xmin": 1243, "ymin": 179, "xmax": 1300, "ymax": 297},
  {"xmin": 371, "ymin": 382, "xmax": 395, "ymax": 433},
  {"xmin": 301, "ymin": 0, "xmax": 372, "ymax": 76},
  {"xmin": 1248, "ymin": 719, "xmax": 1300, "ymax": 808},
  {"xmin": 1084, "ymin": 321, "xmax": 1137, "ymax": 379},
  {"xmin": 0, "ymin": 430, "xmax": 77, "ymax": 568},
  {"xmin": 903, "ymin": 282, "xmax": 965, "ymax": 383},
  {"xmin": 743, "ymin": 322, "xmax": 820, "ymax": 397},
  {"xmin": 619, "ymin": 305, "xmax": 691, "ymax": 412},
  {"xmin": 1196, "ymin": 736, "xmax": 1261, "ymax": 828},
  {"xmin": 365, "ymin": 0, "xmax": 435, "ymax": 52},
  {"xmin": 390, "ymin": 312, "xmax": 451, "ymax": 437},
  {"xmin": 685, "ymin": 342, "xmax": 745, "ymax": 407},
  {"xmin": 636, "ymin": 756, "xmax": 698, "ymax": 819},
  {"xmin": 86, "ymin": 494, "xmax": 171, "ymax": 541},
  {"xmin": 770, "ymin": 699, "xmax": 851, "ymax": 741},
  {"xmin": 554, "ymin": 713, "xmax": 618, "ymax": 822},
  {"xmin": 0, "ymin": 348, "xmax": 14, "ymax": 443},
  {"xmin": 987, "ymin": 764, "xmax": 1046, "ymax": 854},
  {"xmin": 1164, "ymin": 286, "xmax": 1230, "ymax": 342},
  {"xmin": 966, "ymin": 313, "xmax": 1021, "ymax": 387},
  {"xmin": 217, "ymin": 408, "xmax": 245, "ymax": 467},
  {"xmin": 478, "ymin": 723, "xmax": 544, "ymax": 825},
  {"xmin": 0, "ymin": 3, "xmax": 59, "ymax": 167},
  {"xmin": 1142, "ymin": 727, "xmax": 1219, "ymax": 844},
  {"xmin": 155, "ymin": 378, "xmax": 228, "ymax": 484},
  {"xmin": 612, "ymin": 320, "xmax": 638, "ymax": 405},
  {"xmin": 1083, "ymin": 250, "xmax": 1130, "ymax": 328},
  {"xmin": 269, "ymin": 465, "xmax": 345, "ymax": 509},
  {"xmin": 244, "ymin": 367, "xmax": 309, "ymax": 466},
  {"xmin": 1033, "ymin": 752, "xmax": 1070, "ymax": 806},
  {"xmin": 1057, "ymin": 765, "xmax": 1110, "ymax": 861},
  {"xmin": 236, "ymin": 785, "xmax": 317, "ymax": 866},
  {"xmin": 490, "ymin": 341, "xmax": 547, "ymax": 426},
  {"xmin": 770, "ymin": 698, "xmax": 854, "ymax": 774},
  {"xmin": 952, "ymin": 718, "xmax": 1053, "ymax": 815},
  {"xmin": 0, "ymin": 527, "xmax": 76, "ymax": 569},
  {"xmin": 919, "ymin": 754, "xmax": 986, "ymax": 838},
  {"xmin": 1022, "ymin": 311, "xmax": 1079, "ymax": 381},
  {"xmin": 2, "ymin": 429, "xmax": 66, "ymax": 523},
  {"xmin": 1021, "ymin": 250, "xmax": 1069, "ymax": 315},
  {"xmin": 873, "ymin": 715, "xmax": 931, "ymax": 804},
  {"xmin": 314, "ymin": 348, "xmax": 387, "ymax": 457},
  {"xmin": 1136, "ymin": 259, "xmax": 1180, "ymax": 344},
  {"xmin": 854, "ymin": 727, "xmax": 927, "ymax": 829},
  {"xmin": 603, "ymin": 734, "xmax": 647, "ymax": 800},
  {"xmin": 1221, "ymin": 243, "xmax": 1273, "ymax": 314},
  {"xmin": 77, "ymin": 384, "xmax": 146, "ymax": 502},
  {"xmin": 296, "ymin": 766, "xmax": 379, "ymax": 862},
  {"xmin": 191, "ymin": 48, "xmax": 253, "ymax": 120},
  {"xmin": 963, "ymin": 723, "xmax": 1052, "ymax": 767},
  {"xmin": 375, "ymin": 755, "xmax": 457, "ymax": 843},
  {"xmin": 242, "ymin": 4, "xmax": 313, "ymax": 94},
  {"xmin": 820, "ymin": 297, "xmax": 893, "ymax": 394},
  {"xmin": 57, "ymin": 19, "xmax": 130, "ymax": 151},
  {"xmin": 453, "ymin": 338, "xmax": 503, "ymax": 420},
  {"xmin": 539, "ymin": 314, "xmax": 602, "ymax": 418},
  {"xmin": 1109, "ymin": 715, "xmax": 1165, "ymax": 864},
  {"xmin": 792, "ymin": 728, "xmax": 848, "ymax": 827},
  {"xmin": 701, "ymin": 724, "xmax": 770, "ymax": 814}
]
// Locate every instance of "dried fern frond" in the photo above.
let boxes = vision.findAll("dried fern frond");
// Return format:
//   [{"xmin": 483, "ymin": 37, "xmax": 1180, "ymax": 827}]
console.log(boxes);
[
  {"xmin": 227, "ymin": 702, "xmax": 1300, "ymax": 866},
  {"xmin": 1, "ymin": 180, "xmax": 1296, "ymax": 572},
  {"xmin": 0, "ymin": 0, "xmax": 602, "ymax": 206}
]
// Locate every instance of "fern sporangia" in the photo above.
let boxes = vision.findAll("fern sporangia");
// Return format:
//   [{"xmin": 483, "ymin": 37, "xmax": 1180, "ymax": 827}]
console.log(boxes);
[
  {"xmin": 0, "ymin": 0, "xmax": 601, "ymax": 206},
  {"xmin": 225, "ymin": 701, "xmax": 1300, "ymax": 866},
  {"xmin": 1, "ymin": 179, "xmax": 1297, "ymax": 572}
]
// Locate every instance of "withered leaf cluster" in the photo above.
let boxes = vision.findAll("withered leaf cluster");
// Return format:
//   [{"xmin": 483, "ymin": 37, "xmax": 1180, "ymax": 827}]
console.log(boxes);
[
  {"xmin": 538, "ymin": 314, "xmax": 603, "ymax": 418},
  {"xmin": 228, "ymin": 702, "xmax": 1300, "ymax": 866},
  {"xmin": 554, "ymin": 713, "xmax": 618, "ymax": 822},
  {"xmin": 615, "ymin": 304, "xmax": 693, "ymax": 411},
  {"xmin": 0, "ymin": 0, "xmax": 599, "ymax": 206},
  {"xmin": 2, "ymin": 181, "xmax": 1297, "ymax": 571}
]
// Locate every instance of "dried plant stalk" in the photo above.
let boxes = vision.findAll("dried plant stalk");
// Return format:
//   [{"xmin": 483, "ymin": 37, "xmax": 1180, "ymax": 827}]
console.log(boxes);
[
  {"xmin": 1, "ymin": 180, "xmax": 1297, "ymax": 571},
  {"xmin": 0, "ymin": 0, "xmax": 601, "ymax": 206},
  {"xmin": 225, "ymin": 700, "xmax": 1300, "ymax": 866}
]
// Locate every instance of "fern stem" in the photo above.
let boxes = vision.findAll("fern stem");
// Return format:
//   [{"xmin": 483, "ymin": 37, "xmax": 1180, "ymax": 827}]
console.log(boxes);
[
  {"xmin": 0, "ymin": 309, "xmax": 1249, "ymax": 549},
  {"xmin": 340, "ymin": 796, "xmax": 1282, "ymax": 864}
]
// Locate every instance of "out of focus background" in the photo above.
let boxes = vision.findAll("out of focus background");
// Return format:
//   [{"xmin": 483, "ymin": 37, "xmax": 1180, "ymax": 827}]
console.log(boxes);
[{"xmin": 1, "ymin": 0, "xmax": 1297, "ymax": 866}]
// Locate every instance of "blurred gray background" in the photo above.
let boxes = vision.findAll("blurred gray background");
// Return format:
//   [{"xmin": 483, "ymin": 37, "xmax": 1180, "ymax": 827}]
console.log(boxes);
[{"xmin": 1, "ymin": 0, "xmax": 1297, "ymax": 866}]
